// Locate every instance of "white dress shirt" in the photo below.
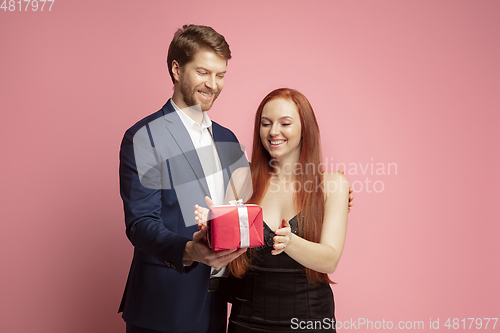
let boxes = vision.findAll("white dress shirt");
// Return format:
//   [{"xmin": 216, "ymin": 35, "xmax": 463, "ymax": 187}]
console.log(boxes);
[{"xmin": 170, "ymin": 100, "xmax": 226, "ymax": 277}]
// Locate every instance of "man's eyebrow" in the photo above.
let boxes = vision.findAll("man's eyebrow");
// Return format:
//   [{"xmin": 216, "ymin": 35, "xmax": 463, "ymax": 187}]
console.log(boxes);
[{"xmin": 195, "ymin": 67, "xmax": 226, "ymax": 74}]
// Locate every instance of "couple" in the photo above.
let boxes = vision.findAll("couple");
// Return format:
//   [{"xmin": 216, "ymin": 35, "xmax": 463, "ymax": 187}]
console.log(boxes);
[{"xmin": 119, "ymin": 24, "xmax": 351, "ymax": 333}]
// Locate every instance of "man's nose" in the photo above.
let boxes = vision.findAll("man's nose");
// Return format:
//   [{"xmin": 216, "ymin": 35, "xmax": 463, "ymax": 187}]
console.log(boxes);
[{"xmin": 205, "ymin": 75, "xmax": 216, "ymax": 90}]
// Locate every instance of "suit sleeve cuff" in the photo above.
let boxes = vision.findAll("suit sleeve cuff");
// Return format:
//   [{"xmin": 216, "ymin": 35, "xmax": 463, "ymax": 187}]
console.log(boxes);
[{"xmin": 162, "ymin": 236, "xmax": 192, "ymax": 274}]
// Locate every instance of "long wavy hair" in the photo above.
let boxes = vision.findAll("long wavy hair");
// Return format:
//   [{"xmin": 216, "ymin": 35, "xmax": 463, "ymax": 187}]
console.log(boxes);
[{"xmin": 228, "ymin": 88, "xmax": 333, "ymax": 285}]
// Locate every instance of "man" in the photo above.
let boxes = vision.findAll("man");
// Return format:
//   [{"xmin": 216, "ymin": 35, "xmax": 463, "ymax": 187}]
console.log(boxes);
[{"xmin": 119, "ymin": 25, "xmax": 248, "ymax": 333}]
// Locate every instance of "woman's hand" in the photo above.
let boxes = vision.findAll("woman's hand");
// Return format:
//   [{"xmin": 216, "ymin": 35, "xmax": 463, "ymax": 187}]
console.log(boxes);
[
  {"xmin": 194, "ymin": 196, "xmax": 215, "ymax": 229},
  {"xmin": 337, "ymin": 169, "xmax": 354, "ymax": 212},
  {"xmin": 272, "ymin": 218, "xmax": 292, "ymax": 255}
]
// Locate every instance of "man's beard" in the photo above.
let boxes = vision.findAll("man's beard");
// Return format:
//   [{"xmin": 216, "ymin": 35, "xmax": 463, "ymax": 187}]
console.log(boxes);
[{"xmin": 180, "ymin": 80, "xmax": 219, "ymax": 112}]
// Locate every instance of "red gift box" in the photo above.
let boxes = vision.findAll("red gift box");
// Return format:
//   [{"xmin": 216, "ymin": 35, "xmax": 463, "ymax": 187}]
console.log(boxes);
[{"xmin": 207, "ymin": 203, "xmax": 264, "ymax": 251}]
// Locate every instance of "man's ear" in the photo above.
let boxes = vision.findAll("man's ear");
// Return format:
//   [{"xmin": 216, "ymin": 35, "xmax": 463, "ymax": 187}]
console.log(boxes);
[{"xmin": 171, "ymin": 60, "xmax": 181, "ymax": 83}]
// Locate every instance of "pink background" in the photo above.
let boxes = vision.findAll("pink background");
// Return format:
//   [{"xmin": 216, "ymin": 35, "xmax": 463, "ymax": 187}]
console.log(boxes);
[{"xmin": 1, "ymin": 0, "xmax": 499, "ymax": 332}]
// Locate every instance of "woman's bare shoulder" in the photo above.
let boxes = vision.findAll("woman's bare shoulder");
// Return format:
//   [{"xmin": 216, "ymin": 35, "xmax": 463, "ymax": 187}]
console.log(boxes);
[{"xmin": 322, "ymin": 171, "xmax": 349, "ymax": 196}]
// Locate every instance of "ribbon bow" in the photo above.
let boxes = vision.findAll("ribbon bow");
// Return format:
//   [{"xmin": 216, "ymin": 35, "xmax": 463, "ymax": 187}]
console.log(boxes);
[{"xmin": 229, "ymin": 199, "xmax": 244, "ymax": 206}]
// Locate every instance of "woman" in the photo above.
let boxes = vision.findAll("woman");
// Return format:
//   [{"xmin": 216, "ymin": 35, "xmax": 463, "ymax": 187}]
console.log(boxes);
[{"xmin": 196, "ymin": 88, "xmax": 349, "ymax": 332}]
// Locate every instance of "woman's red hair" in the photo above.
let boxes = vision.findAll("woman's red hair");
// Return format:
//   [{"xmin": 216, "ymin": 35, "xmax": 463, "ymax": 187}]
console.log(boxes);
[{"xmin": 228, "ymin": 88, "xmax": 333, "ymax": 285}]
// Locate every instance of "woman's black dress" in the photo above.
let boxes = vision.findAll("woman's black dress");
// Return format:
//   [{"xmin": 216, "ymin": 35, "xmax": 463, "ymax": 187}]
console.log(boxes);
[{"xmin": 227, "ymin": 216, "xmax": 336, "ymax": 332}]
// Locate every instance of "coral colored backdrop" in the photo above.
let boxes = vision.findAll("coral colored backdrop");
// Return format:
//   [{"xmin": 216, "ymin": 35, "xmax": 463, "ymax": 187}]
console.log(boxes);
[{"xmin": 1, "ymin": 1, "xmax": 499, "ymax": 332}]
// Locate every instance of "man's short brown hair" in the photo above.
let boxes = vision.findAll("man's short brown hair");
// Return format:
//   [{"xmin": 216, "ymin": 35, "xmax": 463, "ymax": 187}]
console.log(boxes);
[{"xmin": 167, "ymin": 24, "xmax": 231, "ymax": 84}]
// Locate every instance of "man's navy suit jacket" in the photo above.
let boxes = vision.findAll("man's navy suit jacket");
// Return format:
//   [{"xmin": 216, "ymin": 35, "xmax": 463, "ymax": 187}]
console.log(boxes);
[{"xmin": 118, "ymin": 100, "xmax": 247, "ymax": 332}]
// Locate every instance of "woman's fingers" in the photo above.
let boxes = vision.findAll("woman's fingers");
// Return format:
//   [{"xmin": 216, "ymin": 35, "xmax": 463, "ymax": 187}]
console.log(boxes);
[
  {"xmin": 194, "ymin": 204, "xmax": 209, "ymax": 227},
  {"xmin": 272, "ymin": 220, "xmax": 291, "ymax": 255}
]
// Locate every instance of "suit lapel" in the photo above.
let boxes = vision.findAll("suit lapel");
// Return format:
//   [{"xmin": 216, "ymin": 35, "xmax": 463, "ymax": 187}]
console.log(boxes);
[
  {"xmin": 162, "ymin": 101, "xmax": 211, "ymax": 198},
  {"xmin": 211, "ymin": 126, "xmax": 232, "ymax": 190}
]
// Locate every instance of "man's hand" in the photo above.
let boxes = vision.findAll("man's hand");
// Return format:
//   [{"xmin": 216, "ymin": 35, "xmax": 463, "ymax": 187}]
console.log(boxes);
[
  {"xmin": 337, "ymin": 169, "xmax": 354, "ymax": 212},
  {"xmin": 184, "ymin": 224, "xmax": 246, "ymax": 269},
  {"xmin": 186, "ymin": 196, "xmax": 246, "ymax": 268}
]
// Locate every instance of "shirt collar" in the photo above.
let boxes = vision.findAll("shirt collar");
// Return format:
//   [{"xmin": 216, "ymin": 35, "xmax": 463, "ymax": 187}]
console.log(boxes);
[{"xmin": 170, "ymin": 99, "xmax": 212, "ymax": 132}]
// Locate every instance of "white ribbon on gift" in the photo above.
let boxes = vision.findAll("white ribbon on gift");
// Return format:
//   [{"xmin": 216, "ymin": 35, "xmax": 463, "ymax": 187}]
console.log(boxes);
[{"xmin": 229, "ymin": 199, "xmax": 250, "ymax": 248}]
